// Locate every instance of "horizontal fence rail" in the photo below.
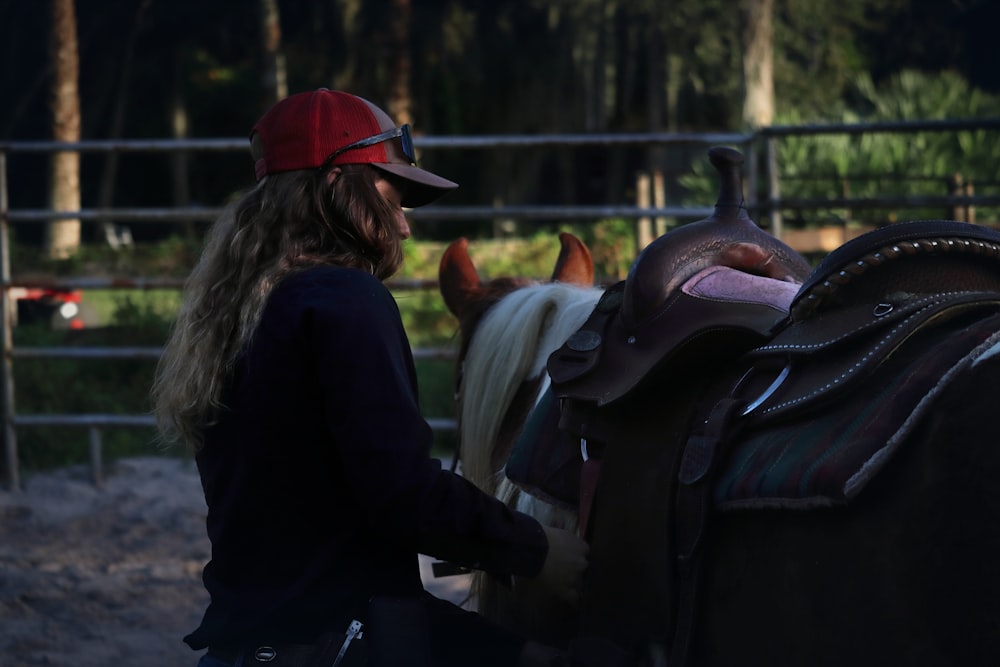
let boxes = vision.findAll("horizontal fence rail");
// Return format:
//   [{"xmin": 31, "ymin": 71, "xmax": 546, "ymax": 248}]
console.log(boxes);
[
  {"xmin": 4, "ymin": 204, "xmax": 719, "ymax": 223},
  {"xmin": 10, "ymin": 345, "xmax": 455, "ymax": 361},
  {"xmin": 1, "ymin": 120, "xmax": 999, "ymax": 490}
]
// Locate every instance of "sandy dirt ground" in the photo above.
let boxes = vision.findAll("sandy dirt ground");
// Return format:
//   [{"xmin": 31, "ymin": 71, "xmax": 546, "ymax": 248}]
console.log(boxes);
[{"xmin": 0, "ymin": 456, "xmax": 471, "ymax": 667}]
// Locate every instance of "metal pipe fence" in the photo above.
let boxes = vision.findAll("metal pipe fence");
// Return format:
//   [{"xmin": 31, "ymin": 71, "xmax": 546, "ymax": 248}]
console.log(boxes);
[{"xmin": 1, "ymin": 120, "xmax": 998, "ymax": 490}]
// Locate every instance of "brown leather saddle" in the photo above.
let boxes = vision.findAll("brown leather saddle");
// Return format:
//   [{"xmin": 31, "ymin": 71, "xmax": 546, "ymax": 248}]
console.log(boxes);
[
  {"xmin": 508, "ymin": 147, "xmax": 810, "ymax": 521},
  {"xmin": 538, "ymin": 217, "xmax": 1000, "ymax": 666},
  {"xmin": 543, "ymin": 220, "xmax": 1000, "ymax": 497},
  {"xmin": 544, "ymin": 221, "xmax": 1000, "ymax": 510},
  {"xmin": 509, "ymin": 146, "xmax": 1000, "ymax": 665},
  {"xmin": 522, "ymin": 150, "xmax": 1000, "ymax": 516}
]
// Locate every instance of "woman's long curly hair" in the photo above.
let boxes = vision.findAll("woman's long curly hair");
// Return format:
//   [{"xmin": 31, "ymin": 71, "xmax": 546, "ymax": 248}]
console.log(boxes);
[{"xmin": 152, "ymin": 159, "xmax": 405, "ymax": 450}]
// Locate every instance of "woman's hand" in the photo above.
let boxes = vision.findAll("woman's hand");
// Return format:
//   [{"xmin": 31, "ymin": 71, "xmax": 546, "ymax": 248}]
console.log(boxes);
[{"xmin": 536, "ymin": 525, "xmax": 590, "ymax": 605}]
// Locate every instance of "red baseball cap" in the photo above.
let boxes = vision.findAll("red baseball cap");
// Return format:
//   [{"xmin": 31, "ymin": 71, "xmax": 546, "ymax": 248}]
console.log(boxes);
[{"xmin": 250, "ymin": 89, "xmax": 458, "ymax": 207}]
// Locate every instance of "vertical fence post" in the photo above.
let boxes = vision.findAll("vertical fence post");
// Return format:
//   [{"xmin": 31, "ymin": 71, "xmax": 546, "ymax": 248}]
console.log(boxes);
[
  {"xmin": 841, "ymin": 178, "xmax": 852, "ymax": 227},
  {"xmin": 652, "ymin": 169, "xmax": 667, "ymax": 237},
  {"xmin": 88, "ymin": 426, "xmax": 103, "ymax": 488},
  {"xmin": 950, "ymin": 173, "xmax": 966, "ymax": 221},
  {"xmin": 765, "ymin": 137, "xmax": 783, "ymax": 240},
  {"xmin": 0, "ymin": 152, "xmax": 19, "ymax": 492},
  {"xmin": 746, "ymin": 140, "xmax": 759, "ymax": 219},
  {"xmin": 636, "ymin": 171, "xmax": 653, "ymax": 251},
  {"xmin": 949, "ymin": 173, "xmax": 976, "ymax": 223},
  {"xmin": 966, "ymin": 180, "xmax": 976, "ymax": 224}
]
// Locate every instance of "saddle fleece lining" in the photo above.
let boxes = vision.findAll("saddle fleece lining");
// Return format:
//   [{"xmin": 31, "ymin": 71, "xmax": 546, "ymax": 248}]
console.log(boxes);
[{"xmin": 682, "ymin": 265, "xmax": 799, "ymax": 314}]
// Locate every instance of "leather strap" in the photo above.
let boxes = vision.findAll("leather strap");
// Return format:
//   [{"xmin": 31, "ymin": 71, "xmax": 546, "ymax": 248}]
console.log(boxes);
[
  {"xmin": 670, "ymin": 397, "xmax": 746, "ymax": 667},
  {"xmin": 578, "ymin": 456, "xmax": 602, "ymax": 541}
]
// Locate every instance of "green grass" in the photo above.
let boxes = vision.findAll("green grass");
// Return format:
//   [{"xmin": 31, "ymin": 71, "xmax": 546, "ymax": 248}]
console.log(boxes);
[
  {"xmin": 82, "ymin": 289, "xmax": 181, "ymax": 327},
  {"xmin": 8, "ymin": 233, "xmax": 613, "ymax": 471},
  {"xmin": 11, "ymin": 322, "xmax": 168, "ymax": 470}
]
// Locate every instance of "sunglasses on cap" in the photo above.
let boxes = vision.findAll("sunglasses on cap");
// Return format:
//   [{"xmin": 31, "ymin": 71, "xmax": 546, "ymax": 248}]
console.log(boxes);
[{"xmin": 319, "ymin": 124, "xmax": 416, "ymax": 172}]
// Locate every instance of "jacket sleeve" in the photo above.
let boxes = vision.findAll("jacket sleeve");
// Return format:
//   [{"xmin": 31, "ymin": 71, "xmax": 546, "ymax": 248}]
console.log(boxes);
[{"xmin": 305, "ymin": 270, "xmax": 548, "ymax": 580}]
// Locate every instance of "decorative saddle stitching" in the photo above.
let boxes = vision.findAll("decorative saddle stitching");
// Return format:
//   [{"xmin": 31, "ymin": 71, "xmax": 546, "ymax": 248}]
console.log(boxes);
[
  {"xmin": 743, "ymin": 292, "xmax": 1000, "ymax": 419},
  {"xmin": 755, "ymin": 292, "xmax": 976, "ymax": 354},
  {"xmin": 793, "ymin": 233, "xmax": 1000, "ymax": 320}
]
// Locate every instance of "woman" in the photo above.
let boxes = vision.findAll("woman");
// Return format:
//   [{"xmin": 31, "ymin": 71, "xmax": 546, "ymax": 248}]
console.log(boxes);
[{"xmin": 152, "ymin": 89, "xmax": 588, "ymax": 667}]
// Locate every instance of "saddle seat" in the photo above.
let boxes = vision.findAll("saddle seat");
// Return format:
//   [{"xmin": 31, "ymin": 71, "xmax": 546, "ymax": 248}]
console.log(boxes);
[
  {"xmin": 547, "ymin": 264, "xmax": 801, "ymax": 406},
  {"xmin": 508, "ymin": 264, "xmax": 800, "ymax": 511}
]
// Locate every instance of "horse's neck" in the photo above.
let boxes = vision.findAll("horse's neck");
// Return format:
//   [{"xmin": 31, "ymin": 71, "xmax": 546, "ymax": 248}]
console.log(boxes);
[{"xmin": 458, "ymin": 284, "xmax": 601, "ymax": 493}]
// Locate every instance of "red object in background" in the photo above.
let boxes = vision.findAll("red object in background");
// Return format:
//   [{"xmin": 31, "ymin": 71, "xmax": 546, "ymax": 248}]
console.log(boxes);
[{"xmin": 9, "ymin": 287, "xmax": 85, "ymax": 329}]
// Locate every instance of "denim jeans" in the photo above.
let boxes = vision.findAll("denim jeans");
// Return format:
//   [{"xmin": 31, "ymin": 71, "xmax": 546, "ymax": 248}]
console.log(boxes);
[{"xmin": 197, "ymin": 653, "xmax": 242, "ymax": 667}]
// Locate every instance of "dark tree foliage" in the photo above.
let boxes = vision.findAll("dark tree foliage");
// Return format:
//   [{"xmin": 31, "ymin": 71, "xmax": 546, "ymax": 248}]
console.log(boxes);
[
  {"xmin": 0, "ymin": 0, "xmax": 994, "ymax": 242},
  {"xmin": 4, "ymin": 0, "xmax": 993, "ymax": 141},
  {"xmin": 871, "ymin": 0, "xmax": 1000, "ymax": 94}
]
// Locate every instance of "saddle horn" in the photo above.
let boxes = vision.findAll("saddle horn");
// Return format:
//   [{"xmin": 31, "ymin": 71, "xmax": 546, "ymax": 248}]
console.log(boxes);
[{"xmin": 622, "ymin": 146, "xmax": 812, "ymax": 329}]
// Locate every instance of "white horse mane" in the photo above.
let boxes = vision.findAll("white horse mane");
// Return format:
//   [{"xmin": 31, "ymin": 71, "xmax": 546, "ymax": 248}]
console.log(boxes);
[
  {"xmin": 455, "ymin": 280, "xmax": 602, "ymax": 618},
  {"xmin": 458, "ymin": 282, "xmax": 602, "ymax": 498}
]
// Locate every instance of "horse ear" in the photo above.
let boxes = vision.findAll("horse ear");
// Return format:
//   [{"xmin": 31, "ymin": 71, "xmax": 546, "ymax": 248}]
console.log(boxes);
[
  {"xmin": 439, "ymin": 237, "xmax": 483, "ymax": 317},
  {"xmin": 551, "ymin": 232, "xmax": 595, "ymax": 286}
]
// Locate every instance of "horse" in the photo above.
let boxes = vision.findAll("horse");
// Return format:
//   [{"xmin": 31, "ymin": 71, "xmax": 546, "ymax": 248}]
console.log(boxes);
[
  {"xmin": 438, "ymin": 231, "xmax": 603, "ymax": 646},
  {"xmin": 439, "ymin": 147, "xmax": 1000, "ymax": 666}
]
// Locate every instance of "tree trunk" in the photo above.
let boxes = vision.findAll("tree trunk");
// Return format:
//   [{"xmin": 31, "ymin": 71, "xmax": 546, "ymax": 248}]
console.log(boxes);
[
  {"xmin": 171, "ymin": 52, "xmax": 193, "ymax": 238},
  {"xmin": 386, "ymin": 0, "xmax": 413, "ymax": 126},
  {"xmin": 98, "ymin": 0, "xmax": 150, "ymax": 249},
  {"xmin": 47, "ymin": 0, "xmax": 81, "ymax": 259},
  {"xmin": 588, "ymin": 0, "xmax": 611, "ymax": 131},
  {"xmin": 741, "ymin": 0, "xmax": 775, "ymax": 129},
  {"xmin": 259, "ymin": 0, "xmax": 287, "ymax": 105},
  {"xmin": 646, "ymin": 10, "xmax": 664, "ymax": 132}
]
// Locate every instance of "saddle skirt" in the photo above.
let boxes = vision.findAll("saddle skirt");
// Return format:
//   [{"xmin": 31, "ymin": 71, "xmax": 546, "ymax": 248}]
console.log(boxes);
[
  {"xmin": 714, "ymin": 306, "xmax": 1000, "ymax": 509},
  {"xmin": 713, "ymin": 220, "xmax": 1000, "ymax": 508},
  {"xmin": 510, "ymin": 220, "xmax": 1000, "ymax": 512}
]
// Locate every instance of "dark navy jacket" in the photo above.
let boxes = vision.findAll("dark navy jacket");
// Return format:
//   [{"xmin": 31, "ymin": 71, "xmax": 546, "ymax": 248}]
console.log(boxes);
[{"xmin": 185, "ymin": 266, "xmax": 547, "ymax": 649}]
